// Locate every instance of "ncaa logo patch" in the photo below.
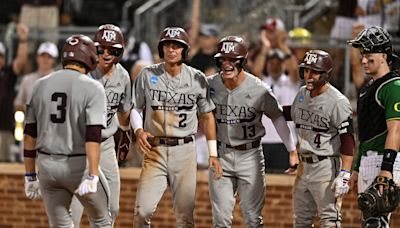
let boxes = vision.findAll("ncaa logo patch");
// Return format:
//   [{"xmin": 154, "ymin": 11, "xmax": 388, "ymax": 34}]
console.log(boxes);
[
  {"xmin": 165, "ymin": 28, "xmax": 181, "ymax": 38},
  {"xmin": 221, "ymin": 42, "xmax": 236, "ymax": 53},
  {"xmin": 150, "ymin": 75, "xmax": 158, "ymax": 84},
  {"xmin": 299, "ymin": 95, "xmax": 304, "ymax": 103},
  {"xmin": 102, "ymin": 30, "xmax": 116, "ymax": 42},
  {"xmin": 210, "ymin": 87, "xmax": 215, "ymax": 96}
]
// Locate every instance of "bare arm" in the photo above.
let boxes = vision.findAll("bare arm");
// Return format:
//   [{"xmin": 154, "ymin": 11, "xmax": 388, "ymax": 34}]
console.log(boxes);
[
  {"xmin": 379, "ymin": 120, "xmax": 400, "ymax": 178},
  {"xmin": 199, "ymin": 111, "xmax": 216, "ymax": 141},
  {"xmin": 252, "ymin": 30, "xmax": 270, "ymax": 78},
  {"xmin": 117, "ymin": 110, "xmax": 130, "ymax": 128},
  {"xmin": 23, "ymin": 134, "xmax": 37, "ymax": 174},
  {"xmin": 12, "ymin": 23, "xmax": 29, "ymax": 75},
  {"xmin": 85, "ymin": 142, "xmax": 100, "ymax": 176},
  {"xmin": 188, "ymin": 0, "xmax": 201, "ymax": 58}
]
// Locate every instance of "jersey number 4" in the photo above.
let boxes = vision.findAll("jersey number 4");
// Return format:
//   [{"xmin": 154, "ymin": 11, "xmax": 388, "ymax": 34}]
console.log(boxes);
[{"xmin": 50, "ymin": 92, "xmax": 67, "ymax": 123}]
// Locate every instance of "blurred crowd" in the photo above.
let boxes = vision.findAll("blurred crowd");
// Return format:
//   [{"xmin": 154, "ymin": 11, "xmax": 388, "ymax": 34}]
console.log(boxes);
[{"xmin": 0, "ymin": 0, "xmax": 399, "ymax": 171}]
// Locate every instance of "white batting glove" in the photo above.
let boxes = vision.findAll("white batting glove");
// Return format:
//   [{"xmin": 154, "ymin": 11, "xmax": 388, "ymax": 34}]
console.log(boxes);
[
  {"xmin": 75, "ymin": 175, "xmax": 99, "ymax": 196},
  {"xmin": 332, "ymin": 170, "xmax": 351, "ymax": 198},
  {"xmin": 24, "ymin": 173, "xmax": 41, "ymax": 199}
]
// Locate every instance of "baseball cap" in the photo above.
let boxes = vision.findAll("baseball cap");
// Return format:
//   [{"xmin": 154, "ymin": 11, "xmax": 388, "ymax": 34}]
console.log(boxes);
[
  {"xmin": 267, "ymin": 48, "xmax": 286, "ymax": 60},
  {"xmin": 0, "ymin": 42, "xmax": 5, "ymax": 56},
  {"xmin": 260, "ymin": 18, "xmax": 285, "ymax": 31},
  {"xmin": 37, "ymin": 42, "xmax": 59, "ymax": 58},
  {"xmin": 199, "ymin": 23, "xmax": 220, "ymax": 37}
]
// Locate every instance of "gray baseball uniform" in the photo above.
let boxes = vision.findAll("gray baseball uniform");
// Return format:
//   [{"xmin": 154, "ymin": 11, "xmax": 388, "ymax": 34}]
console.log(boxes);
[
  {"xmin": 291, "ymin": 84, "xmax": 352, "ymax": 227},
  {"xmin": 25, "ymin": 69, "xmax": 111, "ymax": 227},
  {"xmin": 208, "ymin": 72, "xmax": 283, "ymax": 227},
  {"xmin": 133, "ymin": 63, "xmax": 215, "ymax": 227},
  {"xmin": 71, "ymin": 63, "xmax": 132, "ymax": 226}
]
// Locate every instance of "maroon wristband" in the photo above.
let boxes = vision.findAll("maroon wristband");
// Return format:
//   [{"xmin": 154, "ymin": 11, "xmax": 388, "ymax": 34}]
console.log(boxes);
[{"xmin": 24, "ymin": 149, "xmax": 37, "ymax": 158}]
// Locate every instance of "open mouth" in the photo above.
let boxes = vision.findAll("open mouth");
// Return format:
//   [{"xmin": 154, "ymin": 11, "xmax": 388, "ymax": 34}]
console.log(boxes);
[
  {"xmin": 222, "ymin": 63, "xmax": 234, "ymax": 72},
  {"xmin": 102, "ymin": 56, "xmax": 113, "ymax": 64}
]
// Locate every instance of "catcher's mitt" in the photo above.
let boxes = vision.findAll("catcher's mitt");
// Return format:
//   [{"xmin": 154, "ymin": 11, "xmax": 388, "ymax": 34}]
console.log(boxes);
[{"xmin": 358, "ymin": 176, "xmax": 400, "ymax": 217}]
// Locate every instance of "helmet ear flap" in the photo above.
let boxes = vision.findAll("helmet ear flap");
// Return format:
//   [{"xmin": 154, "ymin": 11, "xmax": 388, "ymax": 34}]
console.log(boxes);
[{"xmin": 299, "ymin": 68, "xmax": 304, "ymax": 79}]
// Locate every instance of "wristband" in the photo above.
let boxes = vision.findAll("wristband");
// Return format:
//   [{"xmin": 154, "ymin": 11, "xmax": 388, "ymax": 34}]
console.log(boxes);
[
  {"xmin": 24, "ymin": 149, "xmax": 37, "ymax": 158},
  {"xmin": 207, "ymin": 140, "xmax": 218, "ymax": 157},
  {"xmin": 381, "ymin": 149, "xmax": 397, "ymax": 172}
]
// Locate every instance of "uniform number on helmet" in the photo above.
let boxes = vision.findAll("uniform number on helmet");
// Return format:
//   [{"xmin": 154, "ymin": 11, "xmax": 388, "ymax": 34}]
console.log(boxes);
[
  {"xmin": 50, "ymin": 92, "xmax": 67, "ymax": 123},
  {"xmin": 179, "ymin": 113, "xmax": 187, "ymax": 127},
  {"xmin": 221, "ymin": 42, "xmax": 236, "ymax": 53},
  {"xmin": 166, "ymin": 28, "xmax": 181, "ymax": 38},
  {"xmin": 304, "ymin": 53, "xmax": 318, "ymax": 64},
  {"xmin": 314, "ymin": 133, "xmax": 321, "ymax": 148},
  {"xmin": 242, "ymin": 125, "xmax": 255, "ymax": 139}
]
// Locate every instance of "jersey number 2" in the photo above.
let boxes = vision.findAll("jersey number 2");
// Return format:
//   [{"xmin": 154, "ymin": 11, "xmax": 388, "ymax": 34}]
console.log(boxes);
[
  {"xmin": 179, "ymin": 113, "xmax": 187, "ymax": 127},
  {"xmin": 51, "ymin": 92, "xmax": 67, "ymax": 123}
]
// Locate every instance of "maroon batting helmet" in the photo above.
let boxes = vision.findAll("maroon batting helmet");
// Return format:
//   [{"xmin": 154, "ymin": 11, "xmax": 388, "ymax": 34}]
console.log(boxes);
[
  {"xmin": 62, "ymin": 34, "xmax": 98, "ymax": 72},
  {"xmin": 158, "ymin": 27, "xmax": 190, "ymax": 59},
  {"xmin": 298, "ymin": 50, "xmax": 333, "ymax": 80},
  {"xmin": 93, "ymin": 24, "xmax": 124, "ymax": 62},
  {"xmin": 214, "ymin": 36, "xmax": 248, "ymax": 68}
]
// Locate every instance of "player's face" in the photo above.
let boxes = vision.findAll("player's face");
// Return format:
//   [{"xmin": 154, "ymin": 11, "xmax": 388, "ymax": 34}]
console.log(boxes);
[
  {"xmin": 97, "ymin": 46, "xmax": 122, "ymax": 68},
  {"xmin": 162, "ymin": 41, "xmax": 184, "ymax": 64},
  {"xmin": 303, "ymin": 68, "xmax": 326, "ymax": 92},
  {"xmin": 36, "ymin": 53, "xmax": 56, "ymax": 72},
  {"xmin": 360, "ymin": 53, "xmax": 386, "ymax": 76},
  {"xmin": 219, "ymin": 57, "xmax": 240, "ymax": 79}
]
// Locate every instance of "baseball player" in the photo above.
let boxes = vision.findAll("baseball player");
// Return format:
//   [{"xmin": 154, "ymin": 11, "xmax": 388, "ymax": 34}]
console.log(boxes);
[
  {"xmin": 287, "ymin": 50, "xmax": 355, "ymax": 227},
  {"xmin": 130, "ymin": 27, "xmax": 218, "ymax": 227},
  {"xmin": 23, "ymin": 34, "xmax": 111, "ymax": 227},
  {"xmin": 70, "ymin": 24, "xmax": 132, "ymax": 227},
  {"xmin": 348, "ymin": 26, "xmax": 400, "ymax": 227},
  {"xmin": 207, "ymin": 36, "xmax": 298, "ymax": 227}
]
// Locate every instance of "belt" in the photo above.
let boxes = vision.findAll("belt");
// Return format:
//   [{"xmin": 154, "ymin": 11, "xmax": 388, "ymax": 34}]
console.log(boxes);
[
  {"xmin": 217, "ymin": 140, "xmax": 260, "ymax": 151},
  {"xmin": 300, "ymin": 154, "xmax": 328, "ymax": 164},
  {"xmin": 38, "ymin": 150, "xmax": 86, "ymax": 157},
  {"xmin": 149, "ymin": 136, "xmax": 194, "ymax": 147}
]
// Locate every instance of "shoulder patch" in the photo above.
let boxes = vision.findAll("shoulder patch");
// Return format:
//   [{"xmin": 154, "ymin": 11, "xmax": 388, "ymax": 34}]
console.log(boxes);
[
  {"xmin": 299, "ymin": 95, "xmax": 305, "ymax": 103},
  {"xmin": 210, "ymin": 87, "xmax": 215, "ymax": 96},
  {"xmin": 150, "ymin": 75, "xmax": 158, "ymax": 85}
]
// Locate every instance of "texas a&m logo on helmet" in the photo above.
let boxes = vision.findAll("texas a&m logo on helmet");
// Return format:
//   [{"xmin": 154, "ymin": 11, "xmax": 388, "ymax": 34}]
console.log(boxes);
[
  {"xmin": 303, "ymin": 53, "xmax": 318, "ymax": 65},
  {"xmin": 102, "ymin": 30, "xmax": 117, "ymax": 42},
  {"xmin": 220, "ymin": 42, "xmax": 236, "ymax": 54}
]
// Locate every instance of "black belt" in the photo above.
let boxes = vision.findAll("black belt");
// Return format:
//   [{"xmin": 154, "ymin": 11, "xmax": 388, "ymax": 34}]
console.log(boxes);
[
  {"xmin": 149, "ymin": 136, "xmax": 194, "ymax": 147},
  {"xmin": 217, "ymin": 140, "xmax": 260, "ymax": 151},
  {"xmin": 300, "ymin": 155, "xmax": 328, "ymax": 164},
  {"xmin": 38, "ymin": 150, "xmax": 86, "ymax": 157}
]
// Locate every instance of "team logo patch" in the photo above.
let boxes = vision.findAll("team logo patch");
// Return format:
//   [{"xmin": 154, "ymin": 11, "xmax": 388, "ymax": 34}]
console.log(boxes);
[
  {"xmin": 304, "ymin": 53, "xmax": 318, "ymax": 64},
  {"xmin": 299, "ymin": 95, "xmax": 304, "ymax": 103},
  {"xmin": 210, "ymin": 87, "xmax": 215, "ymax": 96},
  {"xmin": 394, "ymin": 102, "xmax": 400, "ymax": 112},
  {"xmin": 102, "ymin": 30, "xmax": 116, "ymax": 42},
  {"xmin": 221, "ymin": 42, "xmax": 236, "ymax": 53},
  {"xmin": 165, "ymin": 28, "xmax": 181, "ymax": 38},
  {"xmin": 150, "ymin": 75, "xmax": 158, "ymax": 84}
]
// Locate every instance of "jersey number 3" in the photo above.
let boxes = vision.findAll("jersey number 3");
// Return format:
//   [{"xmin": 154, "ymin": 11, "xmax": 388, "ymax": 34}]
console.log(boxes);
[{"xmin": 50, "ymin": 92, "xmax": 67, "ymax": 123}]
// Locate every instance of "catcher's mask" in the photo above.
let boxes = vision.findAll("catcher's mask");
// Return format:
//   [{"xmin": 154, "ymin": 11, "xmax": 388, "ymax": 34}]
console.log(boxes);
[{"xmin": 158, "ymin": 27, "xmax": 190, "ymax": 60}]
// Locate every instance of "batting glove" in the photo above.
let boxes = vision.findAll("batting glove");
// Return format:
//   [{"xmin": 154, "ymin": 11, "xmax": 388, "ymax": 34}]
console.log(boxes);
[
  {"xmin": 332, "ymin": 169, "xmax": 351, "ymax": 198},
  {"xmin": 75, "ymin": 175, "xmax": 99, "ymax": 196},
  {"xmin": 117, "ymin": 130, "xmax": 131, "ymax": 164},
  {"xmin": 24, "ymin": 173, "xmax": 41, "ymax": 199}
]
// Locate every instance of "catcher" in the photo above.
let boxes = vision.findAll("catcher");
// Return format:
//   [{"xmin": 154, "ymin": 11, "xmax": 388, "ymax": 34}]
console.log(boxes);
[{"xmin": 348, "ymin": 26, "xmax": 400, "ymax": 227}]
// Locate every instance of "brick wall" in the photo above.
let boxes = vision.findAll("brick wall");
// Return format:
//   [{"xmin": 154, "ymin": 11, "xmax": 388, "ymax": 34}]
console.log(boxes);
[{"xmin": 1, "ymin": 163, "xmax": 399, "ymax": 227}]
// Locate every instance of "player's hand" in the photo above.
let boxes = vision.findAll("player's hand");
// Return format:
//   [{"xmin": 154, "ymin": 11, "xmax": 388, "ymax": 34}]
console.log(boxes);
[
  {"xmin": 135, "ymin": 129, "xmax": 153, "ymax": 154},
  {"xmin": 259, "ymin": 30, "xmax": 271, "ymax": 54},
  {"xmin": 209, "ymin": 156, "xmax": 223, "ymax": 180},
  {"xmin": 285, "ymin": 150, "xmax": 299, "ymax": 175},
  {"xmin": 75, "ymin": 175, "xmax": 99, "ymax": 196},
  {"xmin": 117, "ymin": 129, "xmax": 131, "ymax": 164},
  {"xmin": 16, "ymin": 23, "xmax": 29, "ymax": 41},
  {"xmin": 349, "ymin": 171, "xmax": 358, "ymax": 192},
  {"xmin": 332, "ymin": 169, "xmax": 351, "ymax": 198},
  {"xmin": 24, "ymin": 173, "xmax": 41, "ymax": 199}
]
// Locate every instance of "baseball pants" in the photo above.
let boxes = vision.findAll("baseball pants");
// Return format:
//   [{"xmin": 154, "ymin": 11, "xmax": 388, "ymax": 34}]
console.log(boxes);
[
  {"xmin": 209, "ymin": 146, "xmax": 265, "ymax": 228},
  {"xmin": 71, "ymin": 136, "xmax": 120, "ymax": 227},
  {"xmin": 134, "ymin": 141, "xmax": 197, "ymax": 228},
  {"xmin": 37, "ymin": 153, "xmax": 111, "ymax": 228},
  {"xmin": 293, "ymin": 156, "xmax": 342, "ymax": 228}
]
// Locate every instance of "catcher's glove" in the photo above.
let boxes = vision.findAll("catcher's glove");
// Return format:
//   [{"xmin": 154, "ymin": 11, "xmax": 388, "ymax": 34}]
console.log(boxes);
[{"xmin": 358, "ymin": 176, "xmax": 400, "ymax": 217}]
